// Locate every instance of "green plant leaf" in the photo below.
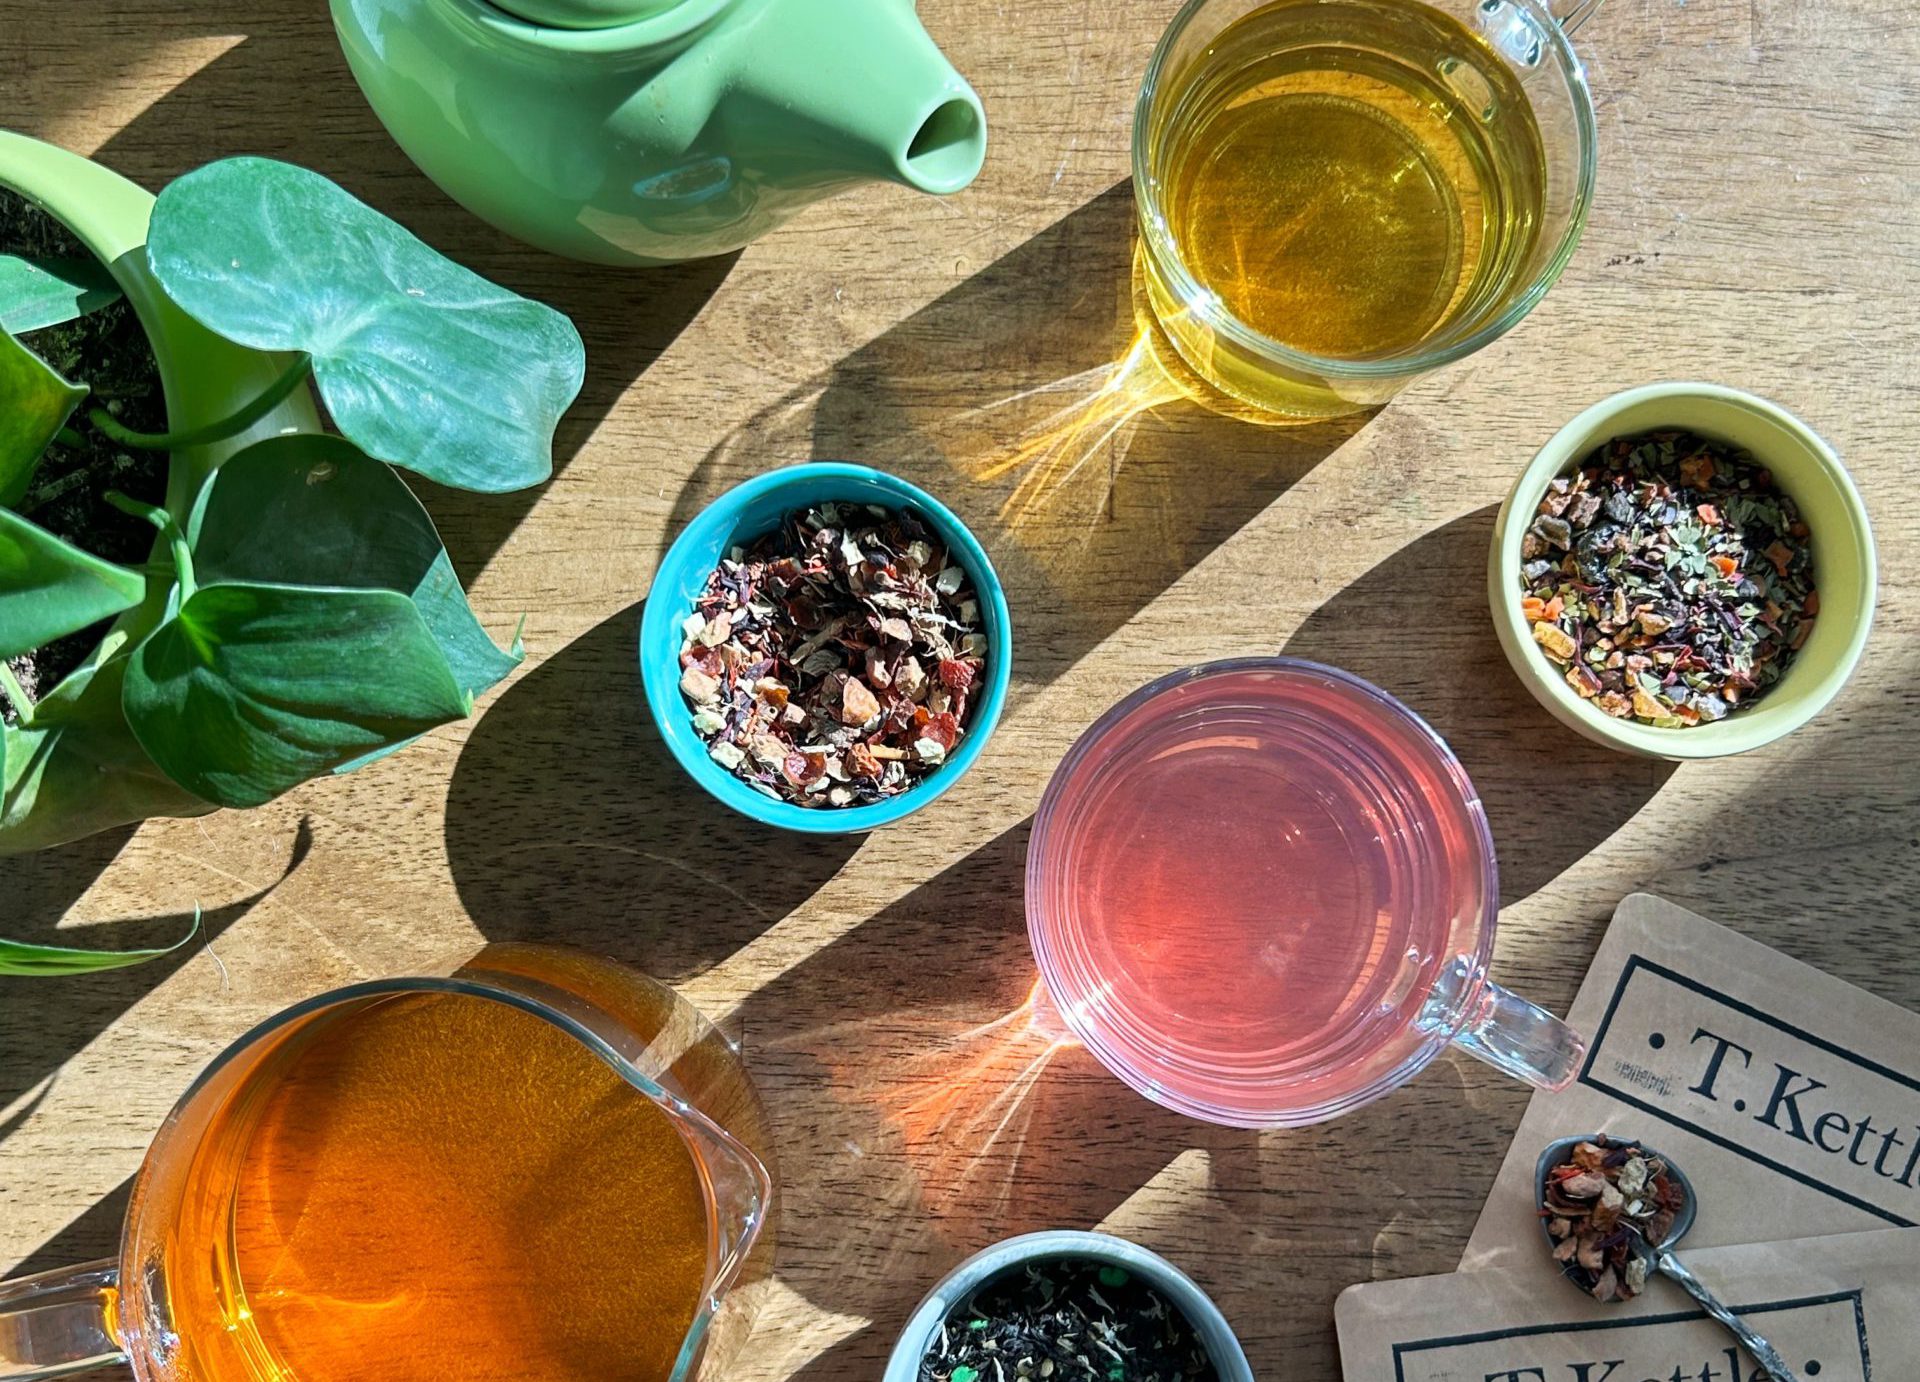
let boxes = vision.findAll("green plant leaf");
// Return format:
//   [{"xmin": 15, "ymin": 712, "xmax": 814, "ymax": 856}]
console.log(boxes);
[
  {"xmin": 146, "ymin": 158, "xmax": 585, "ymax": 495},
  {"xmin": 0, "ymin": 910, "xmax": 198, "ymax": 976},
  {"xmin": 189, "ymin": 434, "xmax": 522, "ymax": 699},
  {"xmin": 122, "ymin": 581, "xmax": 472, "ymax": 808},
  {"xmin": 1, "ymin": 329, "xmax": 88, "ymax": 506},
  {"xmin": 2, "ymin": 655, "xmax": 214, "ymax": 856},
  {"xmin": 0, "ymin": 254, "xmax": 122, "ymax": 334},
  {"xmin": 0, "ymin": 507, "xmax": 148, "ymax": 661}
]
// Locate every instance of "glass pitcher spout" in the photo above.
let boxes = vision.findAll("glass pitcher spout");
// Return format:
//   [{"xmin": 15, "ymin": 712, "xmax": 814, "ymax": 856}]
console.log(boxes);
[
  {"xmin": 662, "ymin": 1109, "xmax": 777, "ymax": 1382},
  {"xmin": 449, "ymin": 945, "xmax": 781, "ymax": 1382}
]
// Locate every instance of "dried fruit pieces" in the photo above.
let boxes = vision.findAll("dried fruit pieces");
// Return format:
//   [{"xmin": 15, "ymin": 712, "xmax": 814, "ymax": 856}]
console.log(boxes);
[
  {"xmin": 1519, "ymin": 431, "xmax": 1816, "ymax": 727},
  {"xmin": 1540, "ymin": 1136, "xmax": 1686, "ymax": 1302},
  {"xmin": 678, "ymin": 501, "xmax": 988, "ymax": 808}
]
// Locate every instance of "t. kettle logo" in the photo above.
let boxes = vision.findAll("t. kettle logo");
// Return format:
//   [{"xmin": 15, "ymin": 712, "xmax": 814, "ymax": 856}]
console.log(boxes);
[
  {"xmin": 1686, "ymin": 1027, "xmax": 1920, "ymax": 1191},
  {"xmin": 1485, "ymin": 1351, "xmax": 1816, "ymax": 1382},
  {"xmin": 1388, "ymin": 1290, "xmax": 1867, "ymax": 1382},
  {"xmin": 1581, "ymin": 957, "xmax": 1920, "ymax": 1223}
]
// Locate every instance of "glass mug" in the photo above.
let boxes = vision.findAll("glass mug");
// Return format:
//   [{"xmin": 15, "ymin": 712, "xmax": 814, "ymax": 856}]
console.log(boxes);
[
  {"xmin": 1026, "ymin": 658, "xmax": 1586, "ymax": 1128},
  {"xmin": 0, "ymin": 945, "xmax": 775, "ymax": 1382},
  {"xmin": 1134, "ymin": 0, "xmax": 1601, "ymax": 418}
]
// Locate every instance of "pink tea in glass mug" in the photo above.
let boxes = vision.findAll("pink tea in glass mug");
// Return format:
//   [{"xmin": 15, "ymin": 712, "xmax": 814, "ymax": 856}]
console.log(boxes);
[{"xmin": 1026, "ymin": 657, "xmax": 1584, "ymax": 1127}]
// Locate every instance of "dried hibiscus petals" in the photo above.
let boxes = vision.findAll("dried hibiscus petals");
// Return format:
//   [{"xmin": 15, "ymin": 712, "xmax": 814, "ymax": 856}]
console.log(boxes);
[
  {"xmin": 1540, "ymin": 1136, "xmax": 1686, "ymax": 1302},
  {"xmin": 1519, "ymin": 431, "xmax": 1816, "ymax": 727},
  {"xmin": 678, "ymin": 500, "xmax": 988, "ymax": 808}
]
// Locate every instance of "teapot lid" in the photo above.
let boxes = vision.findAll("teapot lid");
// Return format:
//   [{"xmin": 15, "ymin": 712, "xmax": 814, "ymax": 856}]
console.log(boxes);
[{"xmin": 491, "ymin": 0, "xmax": 687, "ymax": 27}]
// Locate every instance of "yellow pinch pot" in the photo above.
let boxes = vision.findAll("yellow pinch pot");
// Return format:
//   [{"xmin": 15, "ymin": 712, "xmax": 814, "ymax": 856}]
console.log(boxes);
[{"xmin": 1489, "ymin": 382, "xmax": 1877, "ymax": 760}]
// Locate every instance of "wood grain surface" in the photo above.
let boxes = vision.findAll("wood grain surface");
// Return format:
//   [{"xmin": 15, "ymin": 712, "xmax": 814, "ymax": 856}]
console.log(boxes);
[{"xmin": 3, "ymin": 0, "xmax": 1917, "ymax": 1378}]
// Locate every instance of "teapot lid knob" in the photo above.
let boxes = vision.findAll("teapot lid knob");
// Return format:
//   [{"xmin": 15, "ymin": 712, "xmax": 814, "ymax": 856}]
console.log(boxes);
[{"xmin": 491, "ymin": 0, "xmax": 685, "ymax": 27}]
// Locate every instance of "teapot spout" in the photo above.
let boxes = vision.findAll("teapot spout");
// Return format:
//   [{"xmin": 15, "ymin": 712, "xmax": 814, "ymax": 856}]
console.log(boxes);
[{"xmin": 729, "ymin": 0, "xmax": 986, "ymax": 194}]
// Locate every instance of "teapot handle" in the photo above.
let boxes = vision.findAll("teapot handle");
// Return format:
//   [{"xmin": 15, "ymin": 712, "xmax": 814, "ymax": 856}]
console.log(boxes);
[{"xmin": 0, "ymin": 1259, "xmax": 125, "ymax": 1380}]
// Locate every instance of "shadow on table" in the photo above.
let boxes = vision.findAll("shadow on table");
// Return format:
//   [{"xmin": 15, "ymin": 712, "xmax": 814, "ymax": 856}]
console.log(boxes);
[
  {"xmin": 1637, "ymin": 643, "xmax": 1920, "ymax": 990},
  {"xmin": 3, "ymin": 827, "xmax": 137, "ymax": 950},
  {"xmin": 6, "ymin": 815, "xmax": 1520, "ymax": 1380},
  {"xmin": 408, "ymin": 246, "xmax": 736, "ymax": 581},
  {"xmin": 68, "ymin": 22, "xmax": 734, "ymax": 581},
  {"xmin": 1281, "ymin": 505, "xmax": 1676, "ymax": 907},
  {"xmin": 444, "ymin": 602, "xmax": 858, "ymax": 983},
  {"xmin": 3, "ymin": 1175, "xmax": 132, "ymax": 1281},
  {"xmin": 0, "ymin": 821, "xmax": 311, "ymax": 1141},
  {"xmin": 728, "ymin": 821, "xmax": 1234, "ymax": 1378},
  {"xmin": 674, "ymin": 181, "xmax": 1370, "ymax": 702},
  {"xmin": 725, "ymin": 819, "xmax": 1488, "ymax": 1380}
]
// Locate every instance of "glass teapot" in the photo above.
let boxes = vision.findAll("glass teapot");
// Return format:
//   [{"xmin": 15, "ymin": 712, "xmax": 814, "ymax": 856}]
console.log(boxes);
[{"xmin": 0, "ymin": 944, "xmax": 776, "ymax": 1382}]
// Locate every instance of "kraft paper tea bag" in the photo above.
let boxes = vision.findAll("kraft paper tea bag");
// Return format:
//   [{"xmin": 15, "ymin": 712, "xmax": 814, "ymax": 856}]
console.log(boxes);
[
  {"xmin": 1336, "ymin": 1225, "xmax": 1918, "ymax": 1382},
  {"xmin": 1464, "ymin": 893, "xmax": 1920, "ymax": 1273}
]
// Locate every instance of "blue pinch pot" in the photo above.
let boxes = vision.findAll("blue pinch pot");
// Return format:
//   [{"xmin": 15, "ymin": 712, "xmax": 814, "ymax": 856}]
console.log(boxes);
[{"xmin": 639, "ymin": 462, "xmax": 1012, "ymax": 834}]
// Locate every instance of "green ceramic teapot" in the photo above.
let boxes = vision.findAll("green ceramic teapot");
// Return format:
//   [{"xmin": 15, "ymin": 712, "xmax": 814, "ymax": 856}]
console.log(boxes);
[{"xmin": 331, "ymin": 0, "xmax": 987, "ymax": 264}]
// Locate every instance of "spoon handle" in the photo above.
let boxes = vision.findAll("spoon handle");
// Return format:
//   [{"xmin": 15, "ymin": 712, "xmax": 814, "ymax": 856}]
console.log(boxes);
[{"xmin": 1654, "ymin": 1249, "xmax": 1801, "ymax": 1382}]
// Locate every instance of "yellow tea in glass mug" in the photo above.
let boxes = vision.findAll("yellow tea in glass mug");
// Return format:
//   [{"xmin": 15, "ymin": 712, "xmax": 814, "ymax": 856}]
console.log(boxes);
[
  {"xmin": 1134, "ymin": 0, "xmax": 1602, "ymax": 418},
  {"xmin": 0, "ymin": 946, "xmax": 775, "ymax": 1382}
]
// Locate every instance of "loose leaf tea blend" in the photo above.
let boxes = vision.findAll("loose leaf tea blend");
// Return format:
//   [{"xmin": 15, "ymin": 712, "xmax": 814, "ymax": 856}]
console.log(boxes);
[
  {"xmin": 1519, "ymin": 431, "xmax": 1816, "ymax": 726},
  {"xmin": 678, "ymin": 501, "xmax": 987, "ymax": 807},
  {"xmin": 918, "ymin": 1258, "xmax": 1220, "ymax": 1382},
  {"xmin": 1539, "ymin": 1136, "xmax": 1686, "ymax": 1303}
]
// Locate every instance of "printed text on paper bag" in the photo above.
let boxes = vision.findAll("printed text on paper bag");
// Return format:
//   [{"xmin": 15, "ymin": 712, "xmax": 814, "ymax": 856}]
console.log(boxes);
[
  {"xmin": 1580, "ymin": 958, "xmax": 1920, "ymax": 1222},
  {"xmin": 1389, "ymin": 1292, "xmax": 1866, "ymax": 1382}
]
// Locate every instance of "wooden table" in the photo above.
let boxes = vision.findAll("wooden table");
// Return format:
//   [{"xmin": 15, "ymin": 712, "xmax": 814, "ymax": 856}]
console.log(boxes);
[{"xmin": 4, "ymin": 0, "xmax": 1917, "ymax": 1376}]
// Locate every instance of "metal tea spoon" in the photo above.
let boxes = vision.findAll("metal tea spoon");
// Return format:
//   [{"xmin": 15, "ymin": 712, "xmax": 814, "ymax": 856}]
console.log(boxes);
[{"xmin": 1534, "ymin": 1135, "xmax": 1801, "ymax": 1382}]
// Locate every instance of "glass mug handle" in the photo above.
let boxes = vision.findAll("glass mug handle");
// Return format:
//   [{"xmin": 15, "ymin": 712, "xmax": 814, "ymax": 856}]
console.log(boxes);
[
  {"xmin": 0, "ymin": 1258, "xmax": 126, "ymax": 1380},
  {"xmin": 1450, "ymin": 976, "xmax": 1588, "ymax": 1090}
]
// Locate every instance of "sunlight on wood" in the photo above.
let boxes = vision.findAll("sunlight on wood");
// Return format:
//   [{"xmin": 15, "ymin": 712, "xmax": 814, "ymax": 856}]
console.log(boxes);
[
  {"xmin": 5, "ymin": 5, "xmax": 1917, "ymax": 1377},
  {"xmin": 1097, "ymin": 1149, "xmax": 1216, "ymax": 1237},
  {"xmin": 754, "ymin": 982, "xmax": 1074, "ymax": 1224},
  {"xmin": 47, "ymin": 38, "xmax": 246, "ymax": 154},
  {"xmin": 744, "ymin": 1277, "xmax": 871, "ymax": 1377},
  {"xmin": 943, "ymin": 330, "xmax": 1187, "ymax": 535},
  {"xmin": 680, "ymin": 907, "xmax": 874, "ymax": 1019}
]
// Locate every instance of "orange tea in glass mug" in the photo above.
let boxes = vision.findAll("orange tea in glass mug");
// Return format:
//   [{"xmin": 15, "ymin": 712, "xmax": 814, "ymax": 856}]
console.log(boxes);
[
  {"xmin": 0, "ymin": 945, "xmax": 775, "ymax": 1382},
  {"xmin": 1134, "ymin": 0, "xmax": 1601, "ymax": 417}
]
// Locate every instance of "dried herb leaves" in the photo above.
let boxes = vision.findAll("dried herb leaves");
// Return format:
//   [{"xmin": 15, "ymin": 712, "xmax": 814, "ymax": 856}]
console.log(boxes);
[
  {"xmin": 679, "ymin": 501, "xmax": 987, "ymax": 808},
  {"xmin": 1519, "ymin": 431, "xmax": 1816, "ymax": 727},
  {"xmin": 1541, "ymin": 1136, "xmax": 1686, "ymax": 1302},
  {"xmin": 917, "ymin": 1259, "xmax": 1219, "ymax": 1382}
]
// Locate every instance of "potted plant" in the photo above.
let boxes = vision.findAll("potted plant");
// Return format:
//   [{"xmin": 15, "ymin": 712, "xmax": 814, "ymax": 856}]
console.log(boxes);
[
  {"xmin": 884, "ymin": 1230, "xmax": 1255, "ymax": 1382},
  {"xmin": 1, "ymin": 133, "xmax": 584, "ymax": 963}
]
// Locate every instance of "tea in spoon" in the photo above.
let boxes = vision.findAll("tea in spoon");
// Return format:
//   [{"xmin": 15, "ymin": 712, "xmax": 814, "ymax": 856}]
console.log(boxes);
[{"xmin": 1534, "ymin": 1135, "xmax": 1800, "ymax": 1382}]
